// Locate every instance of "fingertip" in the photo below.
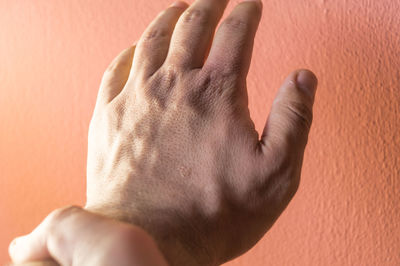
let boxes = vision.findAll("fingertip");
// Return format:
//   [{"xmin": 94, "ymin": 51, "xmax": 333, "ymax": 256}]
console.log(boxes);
[
  {"xmin": 8, "ymin": 236, "xmax": 29, "ymax": 264},
  {"xmin": 295, "ymin": 69, "xmax": 318, "ymax": 99},
  {"xmin": 170, "ymin": 1, "xmax": 189, "ymax": 8},
  {"xmin": 8, "ymin": 238, "xmax": 17, "ymax": 258},
  {"xmin": 242, "ymin": 0, "xmax": 263, "ymax": 9}
]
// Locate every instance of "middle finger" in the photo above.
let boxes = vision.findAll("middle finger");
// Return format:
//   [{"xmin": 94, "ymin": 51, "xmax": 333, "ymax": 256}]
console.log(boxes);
[{"xmin": 165, "ymin": 0, "xmax": 229, "ymax": 69}]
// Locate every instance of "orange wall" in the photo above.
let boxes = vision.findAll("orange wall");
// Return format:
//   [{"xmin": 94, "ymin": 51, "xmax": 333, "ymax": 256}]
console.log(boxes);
[{"xmin": 1, "ymin": 0, "xmax": 399, "ymax": 265}]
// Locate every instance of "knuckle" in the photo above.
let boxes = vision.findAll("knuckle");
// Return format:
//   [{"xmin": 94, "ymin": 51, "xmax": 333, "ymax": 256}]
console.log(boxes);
[
  {"xmin": 106, "ymin": 98, "xmax": 129, "ymax": 131},
  {"xmin": 222, "ymin": 16, "xmax": 249, "ymax": 31},
  {"xmin": 155, "ymin": 66, "xmax": 178, "ymax": 92},
  {"xmin": 142, "ymin": 27, "xmax": 170, "ymax": 42},
  {"xmin": 47, "ymin": 206, "xmax": 82, "ymax": 227},
  {"xmin": 183, "ymin": 72, "xmax": 217, "ymax": 116},
  {"xmin": 219, "ymin": 62, "xmax": 242, "ymax": 79},
  {"xmin": 284, "ymin": 100, "xmax": 313, "ymax": 130},
  {"xmin": 203, "ymin": 59, "xmax": 242, "ymax": 82},
  {"xmin": 182, "ymin": 8, "xmax": 210, "ymax": 25},
  {"xmin": 181, "ymin": 69, "xmax": 242, "ymax": 117},
  {"xmin": 44, "ymin": 206, "xmax": 81, "ymax": 255},
  {"xmin": 145, "ymin": 66, "xmax": 178, "ymax": 108}
]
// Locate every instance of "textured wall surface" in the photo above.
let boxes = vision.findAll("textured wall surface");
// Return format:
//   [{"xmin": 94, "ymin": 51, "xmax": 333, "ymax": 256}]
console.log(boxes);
[{"xmin": 0, "ymin": 0, "xmax": 399, "ymax": 265}]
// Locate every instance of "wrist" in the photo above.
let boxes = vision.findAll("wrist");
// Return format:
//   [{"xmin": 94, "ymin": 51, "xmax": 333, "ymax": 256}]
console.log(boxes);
[{"xmin": 84, "ymin": 203, "xmax": 216, "ymax": 266}]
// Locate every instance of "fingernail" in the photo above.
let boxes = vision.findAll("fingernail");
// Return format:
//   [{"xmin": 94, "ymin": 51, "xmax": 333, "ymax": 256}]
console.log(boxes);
[
  {"xmin": 296, "ymin": 70, "xmax": 318, "ymax": 98},
  {"xmin": 170, "ymin": 1, "xmax": 188, "ymax": 8}
]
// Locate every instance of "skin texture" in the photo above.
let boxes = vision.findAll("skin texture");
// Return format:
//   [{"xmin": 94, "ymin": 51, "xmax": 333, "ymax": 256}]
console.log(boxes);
[
  {"xmin": 8, "ymin": 207, "xmax": 168, "ymax": 266},
  {"xmin": 9, "ymin": 0, "xmax": 318, "ymax": 265}
]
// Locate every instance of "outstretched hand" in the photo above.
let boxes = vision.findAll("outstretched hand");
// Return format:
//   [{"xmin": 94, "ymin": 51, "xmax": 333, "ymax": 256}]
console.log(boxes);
[{"xmin": 10, "ymin": 0, "xmax": 317, "ymax": 265}]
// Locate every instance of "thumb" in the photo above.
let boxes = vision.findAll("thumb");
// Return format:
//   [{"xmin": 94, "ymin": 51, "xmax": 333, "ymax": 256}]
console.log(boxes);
[
  {"xmin": 8, "ymin": 206, "xmax": 168, "ymax": 266},
  {"xmin": 261, "ymin": 69, "xmax": 318, "ymax": 155}
]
